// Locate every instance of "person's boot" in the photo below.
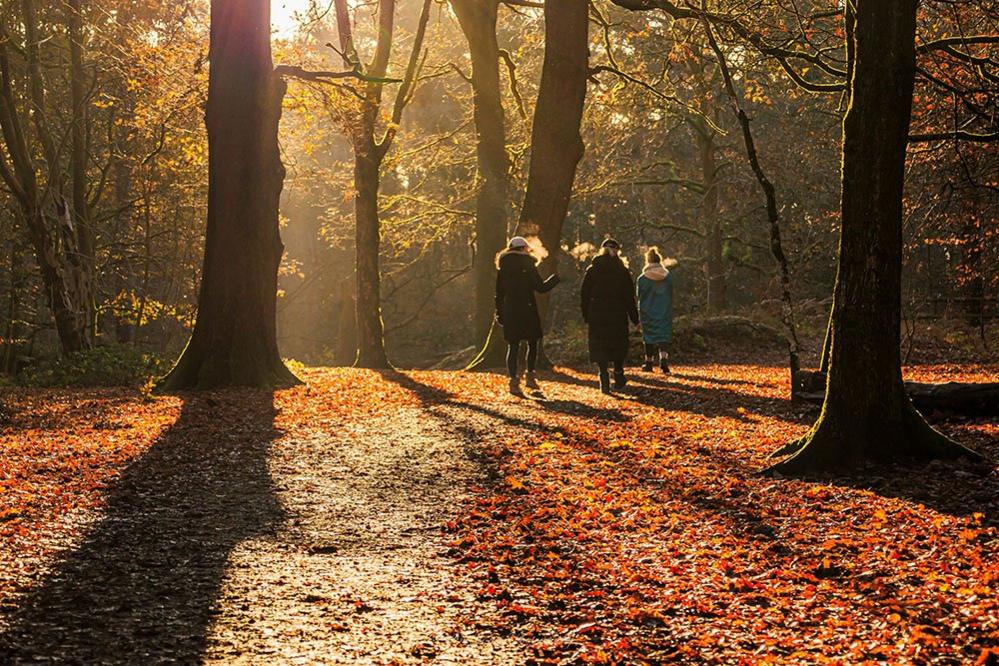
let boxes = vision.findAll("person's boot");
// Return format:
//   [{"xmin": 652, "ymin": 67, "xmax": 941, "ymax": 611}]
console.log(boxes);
[
  {"xmin": 659, "ymin": 356, "xmax": 672, "ymax": 375},
  {"xmin": 525, "ymin": 371, "xmax": 540, "ymax": 391},
  {"xmin": 642, "ymin": 358, "xmax": 654, "ymax": 372},
  {"xmin": 599, "ymin": 369, "xmax": 612, "ymax": 394},
  {"xmin": 614, "ymin": 369, "xmax": 628, "ymax": 390},
  {"xmin": 509, "ymin": 375, "xmax": 523, "ymax": 395}
]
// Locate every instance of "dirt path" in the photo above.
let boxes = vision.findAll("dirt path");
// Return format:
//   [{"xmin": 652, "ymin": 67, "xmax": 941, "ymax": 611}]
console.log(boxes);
[
  {"xmin": 0, "ymin": 378, "xmax": 529, "ymax": 665},
  {"xmin": 204, "ymin": 403, "xmax": 523, "ymax": 664}
]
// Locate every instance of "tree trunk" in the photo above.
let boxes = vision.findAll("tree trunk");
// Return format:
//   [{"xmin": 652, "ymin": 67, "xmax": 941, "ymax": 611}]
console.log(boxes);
[
  {"xmin": 468, "ymin": 0, "xmax": 588, "ymax": 371},
  {"xmin": 516, "ymin": 0, "xmax": 589, "ymax": 366},
  {"xmin": 160, "ymin": 0, "xmax": 299, "ymax": 390},
  {"xmin": 353, "ymin": 146, "xmax": 390, "ymax": 368},
  {"xmin": 0, "ymin": 1, "xmax": 94, "ymax": 354},
  {"xmin": 517, "ymin": 0, "xmax": 588, "ymax": 274},
  {"xmin": 697, "ymin": 129, "xmax": 726, "ymax": 313},
  {"xmin": 772, "ymin": 0, "xmax": 977, "ymax": 472},
  {"xmin": 452, "ymin": 0, "xmax": 510, "ymax": 349},
  {"xmin": 67, "ymin": 0, "xmax": 96, "ymax": 340}
]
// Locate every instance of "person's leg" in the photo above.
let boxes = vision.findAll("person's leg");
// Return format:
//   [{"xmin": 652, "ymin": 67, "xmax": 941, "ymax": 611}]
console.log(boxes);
[
  {"xmin": 643, "ymin": 343, "xmax": 657, "ymax": 371},
  {"xmin": 524, "ymin": 339, "xmax": 540, "ymax": 389},
  {"xmin": 613, "ymin": 359, "xmax": 627, "ymax": 389},
  {"xmin": 526, "ymin": 339, "xmax": 539, "ymax": 372},
  {"xmin": 597, "ymin": 361, "xmax": 611, "ymax": 393},
  {"xmin": 507, "ymin": 340, "xmax": 520, "ymax": 378},
  {"xmin": 659, "ymin": 343, "xmax": 671, "ymax": 374},
  {"xmin": 507, "ymin": 341, "xmax": 523, "ymax": 393}
]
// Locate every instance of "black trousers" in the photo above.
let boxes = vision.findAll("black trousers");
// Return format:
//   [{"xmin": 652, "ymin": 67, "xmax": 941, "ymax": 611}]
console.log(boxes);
[
  {"xmin": 644, "ymin": 343, "xmax": 668, "ymax": 357},
  {"xmin": 507, "ymin": 339, "xmax": 539, "ymax": 378},
  {"xmin": 597, "ymin": 360, "xmax": 624, "ymax": 378}
]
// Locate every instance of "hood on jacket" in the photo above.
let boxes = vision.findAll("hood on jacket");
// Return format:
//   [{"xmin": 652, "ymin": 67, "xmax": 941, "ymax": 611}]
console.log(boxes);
[
  {"xmin": 497, "ymin": 248, "xmax": 537, "ymax": 269},
  {"xmin": 642, "ymin": 263, "xmax": 670, "ymax": 281}
]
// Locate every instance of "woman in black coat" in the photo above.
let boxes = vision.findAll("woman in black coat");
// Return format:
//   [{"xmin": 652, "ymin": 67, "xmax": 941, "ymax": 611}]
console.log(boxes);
[
  {"xmin": 580, "ymin": 238, "xmax": 639, "ymax": 393},
  {"xmin": 495, "ymin": 236, "xmax": 560, "ymax": 394}
]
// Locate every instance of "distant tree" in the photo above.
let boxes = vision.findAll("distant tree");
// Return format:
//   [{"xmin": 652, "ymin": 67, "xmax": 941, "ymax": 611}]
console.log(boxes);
[
  {"xmin": 0, "ymin": 0, "xmax": 95, "ymax": 354},
  {"xmin": 331, "ymin": 0, "xmax": 432, "ymax": 369},
  {"xmin": 160, "ymin": 0, "xmax": 298, "ymax": 389}
]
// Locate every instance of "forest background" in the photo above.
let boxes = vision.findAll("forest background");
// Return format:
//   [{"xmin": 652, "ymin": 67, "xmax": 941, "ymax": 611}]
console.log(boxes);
[{"xmin": 0, "ymin": 0, "xmax": 996, "ymax": 383}]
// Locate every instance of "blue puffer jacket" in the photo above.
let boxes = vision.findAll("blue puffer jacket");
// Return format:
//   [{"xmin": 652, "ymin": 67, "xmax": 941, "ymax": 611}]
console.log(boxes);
[{"xmin": 637, "ymin": 263, "xmax": 674, "ymax": 345}]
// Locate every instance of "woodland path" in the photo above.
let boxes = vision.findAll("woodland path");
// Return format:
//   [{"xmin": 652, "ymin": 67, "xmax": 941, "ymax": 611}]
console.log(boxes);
[
  {"xmin": 0, "ymin": 365, "xmax": 996, "ymax": 664},
  {"xmin": 0, "ymin": 370, "xmax": 539, "ymax": 664}
]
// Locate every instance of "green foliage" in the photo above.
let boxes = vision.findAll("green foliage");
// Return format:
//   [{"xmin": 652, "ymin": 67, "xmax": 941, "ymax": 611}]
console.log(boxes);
[{"xmin": 20, "ymin": 346, "xmax": 169, "ymax": 388}]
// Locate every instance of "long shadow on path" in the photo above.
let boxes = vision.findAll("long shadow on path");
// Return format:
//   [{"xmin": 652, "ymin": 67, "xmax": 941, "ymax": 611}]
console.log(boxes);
[{"xmin": 0, "ymin": 391, "xmax": 283, "ymax": 663}]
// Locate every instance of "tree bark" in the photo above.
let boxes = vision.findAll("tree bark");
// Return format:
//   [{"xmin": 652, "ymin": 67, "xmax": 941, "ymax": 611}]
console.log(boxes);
[
  {"xmin": 452, "ymin": 0, "xmax": 510, "ymax": 348},
  {"xmin": 160, "ymin": 0, "xmax": 299, "ymax": 390},
  {"xmin": 0, "ymin": 10, "xmax": 92, "ymax": 354},
  {"xmin": 516, "ymin": 0, "xmax": 588, "ymax": 275},
  {"xmin": 353, "ymin": 146, "xmax": 390, "ymax": 368},
  {"xmin": 771, "ymin": 0, "xmax": 979, "ymax": 472},
  {"xmin": 696, "ymin": 127, "xmax": 726, "ymax": 313},
  {"xmin": 467, "ymin": 0, "xmax": 589, "ymax": 371}
]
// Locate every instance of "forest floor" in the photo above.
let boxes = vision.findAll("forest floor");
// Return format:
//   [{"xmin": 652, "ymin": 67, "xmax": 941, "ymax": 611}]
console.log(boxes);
[{"xmin": 0, "ymin": 364, "xmax": 997, "ymax": 664}]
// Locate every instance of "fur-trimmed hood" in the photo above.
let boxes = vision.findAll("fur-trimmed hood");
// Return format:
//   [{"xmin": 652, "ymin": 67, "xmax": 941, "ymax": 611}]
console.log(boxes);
[{"xmin": 642, "ymin": 263, "xmax": 670, "ymax": 281}]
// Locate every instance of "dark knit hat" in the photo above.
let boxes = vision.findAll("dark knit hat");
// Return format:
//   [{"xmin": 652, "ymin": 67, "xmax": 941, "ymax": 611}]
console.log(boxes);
[{"xmin": 601, "ymin": 238, "xmax": 621, "ymax": 250}]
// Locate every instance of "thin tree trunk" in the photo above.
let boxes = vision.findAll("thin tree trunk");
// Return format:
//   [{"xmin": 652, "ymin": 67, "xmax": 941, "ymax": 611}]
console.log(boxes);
[
  {"xmin": 703, "ymin": 19, "xmax": 800, "ymax": 379},
  {"xmin": 67, "ymin": 0, "xmax": 96, "ymax": 339},
  {"xmin": 161, "ymin": 0, "xmax": 299, "ymax": 389},
  {"xmin": 697, "ymin": 128, "xmax": 726, "ymax": 313},
  {"xmin": 353, "ymin": 147, "xmax": 390, "ymax": 367},
  {"xmin": 771, "ymin": 0, "xmax": 978, "ymax": 472}
]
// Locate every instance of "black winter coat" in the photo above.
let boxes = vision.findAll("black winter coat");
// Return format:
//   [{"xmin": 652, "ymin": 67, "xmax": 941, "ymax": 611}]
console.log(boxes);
[
  {"xmin": 495, "ymin": 251, "xmax": 560, "ymax": 342},
  {"xmin": 581, "ymin": 254, "xmax": 639, "ymax": 362}
]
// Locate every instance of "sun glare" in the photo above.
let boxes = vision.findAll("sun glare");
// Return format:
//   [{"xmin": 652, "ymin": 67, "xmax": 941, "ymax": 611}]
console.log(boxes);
[{"xmin": 272, "ymin": 0, "xmax": 313, "ymax": 36}]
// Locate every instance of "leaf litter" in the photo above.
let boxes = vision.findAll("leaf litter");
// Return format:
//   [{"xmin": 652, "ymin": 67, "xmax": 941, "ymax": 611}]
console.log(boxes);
[{"xmin": 0, "ymin": 364, "xmax": 995, "ymax": 664}]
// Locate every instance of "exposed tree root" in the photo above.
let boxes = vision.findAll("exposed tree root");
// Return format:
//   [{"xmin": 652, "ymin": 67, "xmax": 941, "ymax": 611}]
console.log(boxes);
[
  {"xmin": 159, "ymin": 352, "xmax": 300, "ymax": 391},
  {"xmin": 766, "ymin": 404, "xmax": 985, "ymax": 476}
]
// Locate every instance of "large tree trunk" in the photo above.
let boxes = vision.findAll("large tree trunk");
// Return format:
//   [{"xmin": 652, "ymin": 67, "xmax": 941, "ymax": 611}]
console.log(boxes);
[
  {"xmin": 518, "ymin": 0, "xmax": 589, "ymax": 366},
  {"xmin": 468, "ymin": 0, "xmax": 589, "ymax": 371},
  {"xmin": 160, "ymin": 0, "xmax": 298, "ymax": 390},
  {"xmin": 452, "ymin": 0, "xmax": 509, "ymax": 349},
  {"xmin": 353, "ymin": 147, "xmax": 390, "ymax": 368},
  {"xmin": 517, "ymin": 0, "xmax": 588, "ymax": 275},
  {"xmin": 772, "ymin": 0, "xmax": 977, "ymax": 472}
]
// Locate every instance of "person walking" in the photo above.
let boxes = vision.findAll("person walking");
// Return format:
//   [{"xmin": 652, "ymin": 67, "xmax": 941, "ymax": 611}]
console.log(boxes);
[
  {"xmin": 637, "ymin": 247, "xmax": 675, "ymax": 374},
  {"xmin": 580, "ymin": 238, "xmax": 639, "ymax": 393},
  {"xmin": 495, "ymin": 236, "xmax": 560, "ymax": 395}
]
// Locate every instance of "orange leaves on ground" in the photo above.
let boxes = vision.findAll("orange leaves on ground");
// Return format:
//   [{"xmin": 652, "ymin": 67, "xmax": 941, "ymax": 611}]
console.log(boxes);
[
  {"xmin": 405, "ymin": 365, "xmax": 998, "ymax": 664},
  {"xmin": 0, "ymin": 390, "xmax": 181, "ymax": 598}
]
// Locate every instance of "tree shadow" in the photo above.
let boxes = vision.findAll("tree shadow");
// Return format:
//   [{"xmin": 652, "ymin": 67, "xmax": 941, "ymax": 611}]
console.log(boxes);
[
  {"xmin": 0, "ymin": 391, "xmax": 283, "ymax": 662},
  {"xmin": 797, "ymin": 444, "xmax": 998, "ymax": 525},
  {"xmin": 382, "ymin": 370, "xmax": 629, "ymax": 429},
  {"xmin": 617, "ymin": 376, "xmax": 816, "ymax": 426}
]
